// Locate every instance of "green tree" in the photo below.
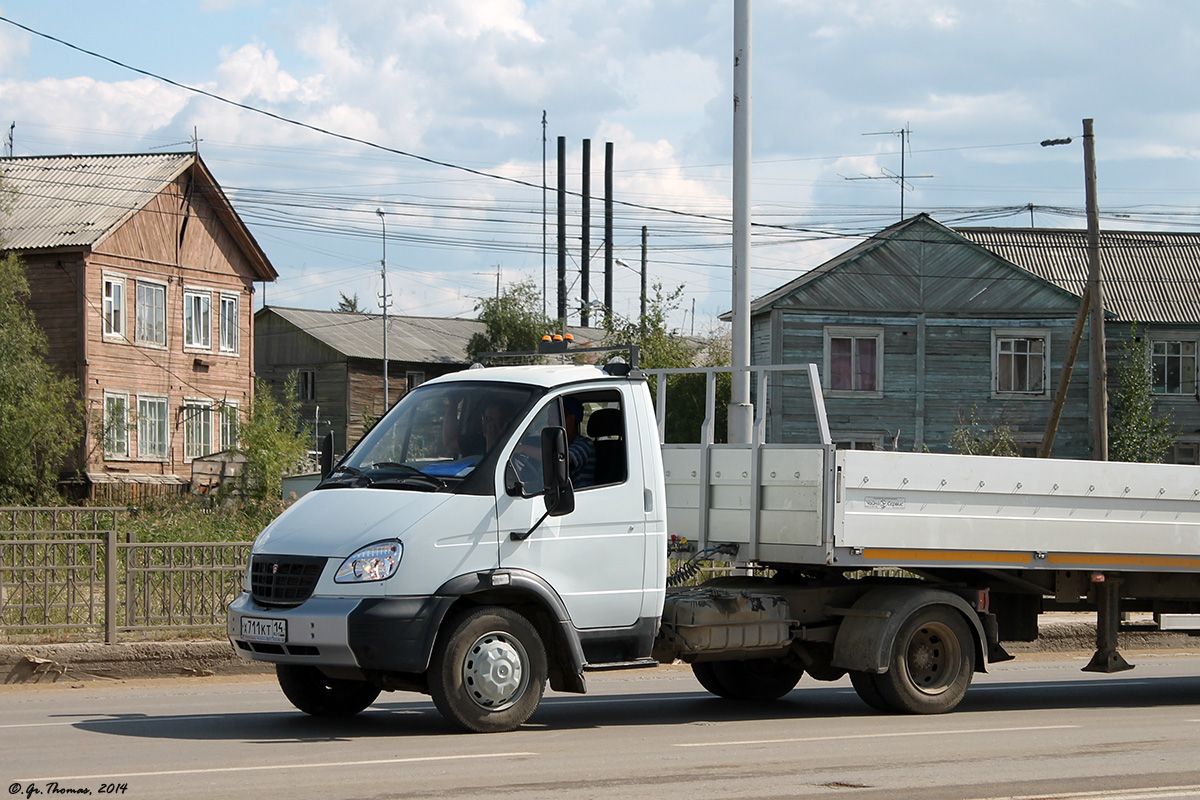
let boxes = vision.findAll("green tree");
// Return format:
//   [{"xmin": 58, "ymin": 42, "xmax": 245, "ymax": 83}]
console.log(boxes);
[
  {"xmin": 237, "ymin": 374, "xmax": 311, "ymax": 503},
  {"xmin": 466, "ymin": 280, "xmax": 550, "ymax": 362},
  {"xmin": 950, "ymin": 406, "xmax": 1019, "ymax": 456},
  {"xmin": 334, "ymin": 292, "xmax": 361, "ymax": 313},
  {"xmin": 603, "ymin": 284, "xmax": 730, "ymax": 443},
  {"xmin": 0, "ymin": 250, "xmax": 83, "ymax": 502},
  {"xmin": 1109, "ymin": 326, "xmax": 1175, "ymax": 463}
]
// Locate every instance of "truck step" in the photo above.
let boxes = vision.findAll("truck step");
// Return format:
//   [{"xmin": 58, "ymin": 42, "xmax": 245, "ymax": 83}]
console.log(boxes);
[
  {"xmin": 583, "ymin": 659, "xmax": 660, "ymax": 672},
  {"xmin": 1158, "ymin": 613, "xmax": 1200, "ymax": 631}
]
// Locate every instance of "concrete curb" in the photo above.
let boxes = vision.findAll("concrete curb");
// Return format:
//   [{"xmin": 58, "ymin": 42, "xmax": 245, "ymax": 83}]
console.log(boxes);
[{"xmin": 2, "ymin": 616, "xmax": 1196, "ymax": 685}]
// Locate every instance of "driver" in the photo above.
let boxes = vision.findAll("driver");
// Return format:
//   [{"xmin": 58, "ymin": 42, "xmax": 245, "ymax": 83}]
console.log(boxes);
[{"xmin": 443, "ymin": 396, "xmax": 514, "ymax": 457}]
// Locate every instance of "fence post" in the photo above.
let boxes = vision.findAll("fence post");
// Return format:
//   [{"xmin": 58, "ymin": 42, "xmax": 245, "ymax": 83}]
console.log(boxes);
[
  {"xmin": 105, "ymin": 529, "xmax": 117, "ymax": 644},
  {"xmin": 125, "ymin": 529, "xmax": 136, "ymax": 628}
]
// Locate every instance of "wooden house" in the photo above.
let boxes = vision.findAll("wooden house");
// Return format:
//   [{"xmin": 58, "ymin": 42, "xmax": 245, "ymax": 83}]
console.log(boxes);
[
  {"xmin": 0, "ymin": 152, "xmax": 278, "ymax": 497},
  {"xmin": 256, "ymin": 305, "xmax": 607, "ymax": 455},
  {"xmin": 751, "ymin": 214, "xmax": 1200, "ymax": 461}
]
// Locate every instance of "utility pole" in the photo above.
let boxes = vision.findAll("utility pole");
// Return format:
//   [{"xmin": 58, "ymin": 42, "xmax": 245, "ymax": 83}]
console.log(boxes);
[
  {"xmin": 542, "ymin": 111, "xmax": 548, "ymax": 320},
  {"xmin": 604, "ymin": 142, "xmax": 614, "ymax": 326},
  {"xmin": 376, "ymin": 209, "xmax": 390, "ymax": 410},
  {"xmin": 640, "ymin": 226, "xmax": 648, "ymax": 325},
  {"xmin": 557, "ymin": 136, "xmax": 567, "ymax": 323},
  {"xmin": 1084, "ymin": 118, "xmax": 1108, "ymax": 460},
  {"xmin": 581, "ymin": 139, "xmax": 592, "ymax": 327},
  {"xmin": 728, "ymin": 0, "xmax": 754, "ymax": 445}
]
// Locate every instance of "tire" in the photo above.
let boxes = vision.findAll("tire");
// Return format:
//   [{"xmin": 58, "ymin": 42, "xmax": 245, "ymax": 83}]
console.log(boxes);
[
  {"xmin": 849, "ymin": 669, "xmax": 892, "ymax": 713},
  {"xmin": 428, "ymin": 606, "xmax": 547, "ymax": 733},
  {"xmin": 691, "ymin": 658, "xmax": 804, "ymax": 701},
  {"xmin": 276, "ymin": 664, "xmax": 381, "ymax": 717},
  {"xmin": 873, "ymin": 605, "xmax": 975, "ymax": 714}
]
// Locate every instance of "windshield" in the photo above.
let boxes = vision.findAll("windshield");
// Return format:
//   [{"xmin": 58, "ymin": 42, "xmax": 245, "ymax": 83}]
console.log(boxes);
[{"xmin": 324, "ymin": 381, "xmax": 541, "ymax": 492}]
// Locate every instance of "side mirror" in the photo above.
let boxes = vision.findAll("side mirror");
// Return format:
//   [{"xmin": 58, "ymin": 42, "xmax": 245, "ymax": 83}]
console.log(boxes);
[
  {"xmin": 541, "ymin": 426, "xmax": 574, "ymax": 516},
  {"xmin": 319, "ymin": 432, "xmax": 335, "ymax": 478}
]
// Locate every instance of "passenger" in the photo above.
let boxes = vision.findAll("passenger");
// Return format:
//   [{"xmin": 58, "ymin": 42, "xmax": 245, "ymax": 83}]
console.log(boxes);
[{"xmin": 563, "ymin": 397, "xmax": 596, "ymax": 488}]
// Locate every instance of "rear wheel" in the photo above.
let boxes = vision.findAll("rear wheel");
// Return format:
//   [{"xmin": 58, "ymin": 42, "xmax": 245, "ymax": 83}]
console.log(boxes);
[
  {"xmin": 691, "ymin": 658, "xmax": 804, "ymax": 701},
  {"xmin": 428, "ymin": 606, "xmax": 547, "ymax": 733},
  {"xmin": 873, "ymin": 606, "xmax": 975, "ymax": 714},
  {"xmin": 276, "ymin": 664, "xmax": 380, "ymax": 717}
]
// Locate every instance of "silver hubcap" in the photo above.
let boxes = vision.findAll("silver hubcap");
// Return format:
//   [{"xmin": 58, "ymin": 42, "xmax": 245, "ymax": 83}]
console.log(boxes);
[
  {"xmin": 903, "ymin": 621, "xmax": 961, "ymax": 695},
  {"xmin": 462, "ymin": 630, "xmax": 529, "ymax": 711}
]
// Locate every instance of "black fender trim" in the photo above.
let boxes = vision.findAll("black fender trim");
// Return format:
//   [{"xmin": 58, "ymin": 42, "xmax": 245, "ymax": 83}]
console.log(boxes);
[
  {"xmin": 830, "ymin": 586, "xmax": 988, "ymax": 675},
  {"xmin": 435, "ymin": 569, "xmax": 588, "ymax": 693},
  {"xmin": 347, "ymin": 595, "xmax": 458, "ymax": 674}
]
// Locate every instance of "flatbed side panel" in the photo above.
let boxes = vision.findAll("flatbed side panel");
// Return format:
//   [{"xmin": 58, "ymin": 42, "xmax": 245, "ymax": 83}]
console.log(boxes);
[{"xmin": 838, "ymin": 450, "xmax": 1200, "ymax": 570}]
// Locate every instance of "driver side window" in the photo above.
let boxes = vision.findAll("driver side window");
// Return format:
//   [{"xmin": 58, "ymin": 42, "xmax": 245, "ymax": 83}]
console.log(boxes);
[{"xmin": 508, "ymin": 400, "xmax": 562, "ymax": 496}]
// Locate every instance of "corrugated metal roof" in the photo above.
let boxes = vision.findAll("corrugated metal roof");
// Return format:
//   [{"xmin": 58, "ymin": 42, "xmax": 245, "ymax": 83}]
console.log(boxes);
[
  {"xmin": 262, "ymin": 306, "xmax": 607, "ymax": 364},
  {"xmin": 0, "ymin": 153, "xmax": 196, "ymax": 250},
  {"xmin": 957, "ymin": 227, "xmax": 1200, "ymax": 325}
]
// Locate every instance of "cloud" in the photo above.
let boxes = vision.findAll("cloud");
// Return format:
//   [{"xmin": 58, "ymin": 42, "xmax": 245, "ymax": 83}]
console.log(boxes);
[{"xmin": 0, "ymin": 76, "xmax": 190, "ymax": 139}]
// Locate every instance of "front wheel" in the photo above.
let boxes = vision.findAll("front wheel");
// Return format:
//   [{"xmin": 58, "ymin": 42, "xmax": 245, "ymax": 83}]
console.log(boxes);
[
  {"xmin": 429, "ymin": 606, "xmax": 547, "ymax": 733},
  {"xmin": 691, "ymin": 658, "xmax": 804, "ymax": 701},
  {"xmin": 872, "ymin": 605, "xmax": 975, "ymax": 714},
  {"xmin": 276, "ymin": 664, "xmax": 381, "ymax": 717}
]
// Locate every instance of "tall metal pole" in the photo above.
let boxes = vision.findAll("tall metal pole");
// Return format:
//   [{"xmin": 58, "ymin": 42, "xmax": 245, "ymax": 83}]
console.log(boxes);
[
  {"xmin": 582, "ymin": 138, "xmax": 591, "ymax": 327},
  {"xmin": 728, "ymin": 0, "xmax": 754, "ymax": 445},
  {"xmin": 605, "ymin": 142, "xmax": 614, "ymax": 326},
  {"xmin": 640, "ymin": 226, "xmax": 648, "ymax": 325},
  {"xmin": 557, "ymin": 136, "xmax": 567, "ymax": 323},
  {"xmin": 1084, "ymin": 118, "xmax": 1108, "ymax": 460},
  {"xmin": 376, "ymin": 208, "xmax": 389, "ymax": 410},
  {"xmin": 542, "ymin": 111, "xmax": 548, "ymax": 320}
]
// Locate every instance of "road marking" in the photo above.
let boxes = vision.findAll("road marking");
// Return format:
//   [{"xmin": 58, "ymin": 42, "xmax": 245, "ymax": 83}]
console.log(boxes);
[
  {"xmin": 674, "ymin": 723, "xmax": 1079, "ymax": 748},
  {"xmin": 955, "ymin": 785, "xmax": 1200, "ymax": 800},
  {"xmin": 12, "ymin": 752, "xmax": 538, "ymax": 783}
]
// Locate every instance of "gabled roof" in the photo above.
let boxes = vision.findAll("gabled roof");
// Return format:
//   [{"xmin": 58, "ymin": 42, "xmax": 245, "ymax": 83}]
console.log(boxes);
[
  {"xmin": 745, "ymin": 213, "xmax": 1079, "ymax": 318},
  {"xmin": 0, "ymin": 152, "xmax": 276, "ymax": 281},
  {"xmin": 956, "ymin": 227, "xmax": 1200, "ymax": 325},
  {"xmin": 260, "ymin": 306, "xmax": 607, "ymax": 364}
]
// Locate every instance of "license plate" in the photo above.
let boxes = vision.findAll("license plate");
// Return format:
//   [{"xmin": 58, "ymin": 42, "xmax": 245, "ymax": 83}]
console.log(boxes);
[{"xmin": 241, "ymin": 617, "xmax": 287, "ymax": 644}]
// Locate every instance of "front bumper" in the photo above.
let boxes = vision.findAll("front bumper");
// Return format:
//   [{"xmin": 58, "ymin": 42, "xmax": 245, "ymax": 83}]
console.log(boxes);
[{"xmin": 227, "ymin": 592, "xmax": 455, "ymax": 674}]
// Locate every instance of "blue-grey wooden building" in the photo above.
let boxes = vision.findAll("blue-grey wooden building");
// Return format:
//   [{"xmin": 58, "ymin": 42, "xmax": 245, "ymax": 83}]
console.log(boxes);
[{"xmin": 751, "ymin": 214, "xmax": 1200, "ymax": 461}]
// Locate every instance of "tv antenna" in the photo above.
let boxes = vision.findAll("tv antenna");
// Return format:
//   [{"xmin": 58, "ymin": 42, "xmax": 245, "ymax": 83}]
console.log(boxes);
[{"xmin": 842, "ymin": 124, "xmax": 933, "ymax": 219}]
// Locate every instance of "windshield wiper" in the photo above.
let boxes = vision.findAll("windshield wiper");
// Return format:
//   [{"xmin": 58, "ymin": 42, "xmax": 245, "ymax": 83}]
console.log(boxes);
[
  {"xmin": 371, "ymin": 462, "xmax": 447, "ymax": 490},
  {"xmin": 326, "ymin": 465, "xmax": 373, "ymax": 486}
]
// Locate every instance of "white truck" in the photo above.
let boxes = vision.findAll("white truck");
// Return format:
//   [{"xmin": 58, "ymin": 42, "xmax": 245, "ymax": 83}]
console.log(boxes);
[{"xmin": 227, "ymin": 353, "xmax": 1200, "ymax": 732}]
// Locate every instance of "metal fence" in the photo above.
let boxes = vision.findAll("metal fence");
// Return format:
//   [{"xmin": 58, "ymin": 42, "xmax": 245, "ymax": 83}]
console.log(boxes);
[{"xmin": 0, "ymin": 507, "xmax": 251, "ymax": 643}]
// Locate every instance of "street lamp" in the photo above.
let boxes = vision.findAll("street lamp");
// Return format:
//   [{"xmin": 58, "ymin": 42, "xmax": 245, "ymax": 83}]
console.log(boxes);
[{"xmin": 376, "ymin": 208, "xmax": 389, "ymax": 410}]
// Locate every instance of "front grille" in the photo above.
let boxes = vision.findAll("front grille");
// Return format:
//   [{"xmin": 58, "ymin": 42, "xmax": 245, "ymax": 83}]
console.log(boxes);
[{"xmin": 250, "ymin": 555, "xmax": 326, "ymax": 607}]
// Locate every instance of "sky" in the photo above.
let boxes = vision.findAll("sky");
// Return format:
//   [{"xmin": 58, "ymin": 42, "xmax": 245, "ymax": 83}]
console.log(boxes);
[{"xmin": 1, "ymin": 1, "xmax": 1198, "ymax": 333}]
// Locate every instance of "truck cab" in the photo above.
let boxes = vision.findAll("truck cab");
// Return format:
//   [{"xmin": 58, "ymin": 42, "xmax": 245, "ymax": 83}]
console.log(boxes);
[{"xmin": 228, "ymin": 360, "xmax": 667, "ymax": 732}]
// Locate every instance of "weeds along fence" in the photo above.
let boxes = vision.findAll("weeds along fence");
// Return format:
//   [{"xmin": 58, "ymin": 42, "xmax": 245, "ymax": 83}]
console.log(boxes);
[{"xmin": 0, "ymin": 507, "xmax": 251, "ymax": 643}]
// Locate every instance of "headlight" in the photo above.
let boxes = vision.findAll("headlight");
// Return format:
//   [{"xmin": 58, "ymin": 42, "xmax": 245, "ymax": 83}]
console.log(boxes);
[{"xmin": 335, "ymin": 540, "xmax": 402, "ymax": 583}]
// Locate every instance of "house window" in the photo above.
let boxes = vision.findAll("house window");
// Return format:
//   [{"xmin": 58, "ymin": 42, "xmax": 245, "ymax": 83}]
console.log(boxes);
[
  {"xmin": 1167, "ymin": 440, "xmax": 1199, "ymax": 465},
  {"xmin": 135, "ymin": 281, "xmax": 167, "ymax": 347},
  {"xmin": 1151, "ymin": 341, "xmax": 1196, "ymax": 395},
  {"xmin": 102, "ymin": 275, "xmax": 124, "ymax": 340},
  {"xmin": 183, "ymin": 401, "xmax": 213, "ymax": 460},
  {"xmin": 993, "ymin": 329, "xmax": 1049, "ymax": 396},
  {"xmin": 103, "ymin": 392, "xmax": 129, "ymax": 459},
  {"xmin": 137, "ymin": 396, "xmax": 169, "ymax": 460},
  {"xmin": 220, "ymin": 403, "xmax": 239, "ymax": 451},
  {"xmin": 406, "ymin": 371, "xmax": 425, "ymax": 393},
  {"xmin": 219, "ymin": 294, "xmax": 239, "ymax": 353},
  {"xmin": 824, "ymin": 327, "xmax": 883, "ymax": 395},
  {"xmin": 298, "ymin": 370, "xmax": 316, "ymax": 402},
  {"xmin": 183, "ymin": 290, "xmax": 212, "ymax": 349}
]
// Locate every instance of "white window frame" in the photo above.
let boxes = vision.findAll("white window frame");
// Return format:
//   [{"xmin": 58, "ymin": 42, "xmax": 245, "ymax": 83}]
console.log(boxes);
[
  {"xmin": 1151, "ymin": 338, "xmax": 1197, "ymax": 396},
  {"xmin": 218, "ymin": 293, "xmax": 239, "ymax": 354},
  {"xmin": 823, "ymin": 326, "xmax": 884, "ymax": 398},
  {"xmin": 220, "ymin": 402, "xmax": 239, "ymax": 451},
  {"xmin": 137, "ymin": 394, "xmax": 169, "ymax": 461},
  {"xmin": 992, "ymin": 328, "xmax": 1050, "ymax": 398},
  {"xmin": 134, "ymin": 279, "xmax": 168, "ymax": 348},
  {"xmin": 183, "ymin": 288, "xmax": 212, "ymax": 350},
  {"xmin": 183, "ymin": 399, "xmax": 214, "ymax": 460},
  {"xmin": 102, "ymin": 273, "xmax": 125, "ymax": 342},
  {"xmin": 103, "ymin": 391, "xmax": 130, "ymax": 460}
]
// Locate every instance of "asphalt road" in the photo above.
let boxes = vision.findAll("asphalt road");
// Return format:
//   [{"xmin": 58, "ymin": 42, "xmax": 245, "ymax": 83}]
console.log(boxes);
[{"xmin": 3, "ymin": 652, "xmax": 1200, "ymax": 800}]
